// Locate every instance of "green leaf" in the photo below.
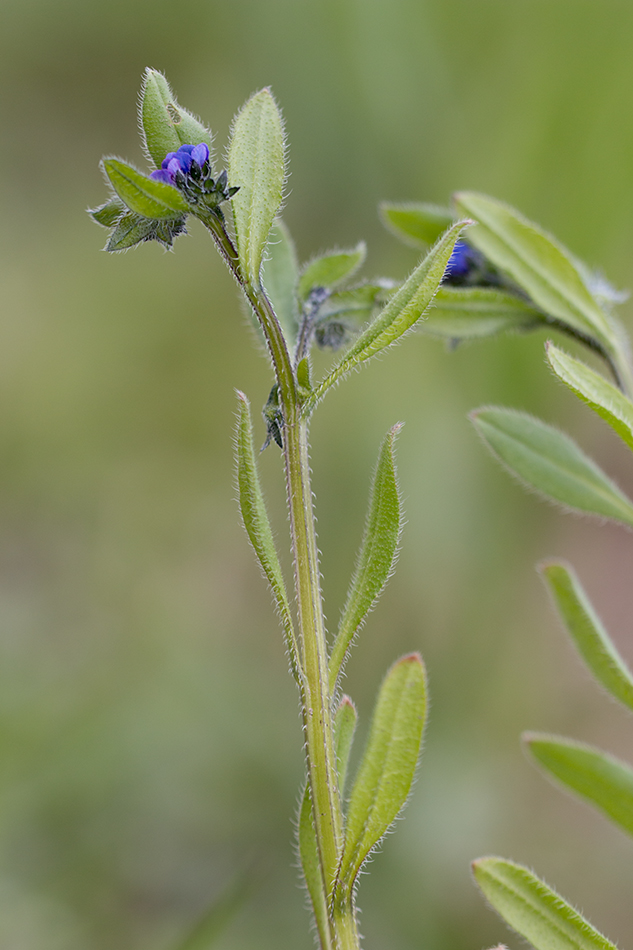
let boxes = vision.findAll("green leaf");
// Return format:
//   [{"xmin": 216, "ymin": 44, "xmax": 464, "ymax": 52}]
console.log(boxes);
[
  {"xmin": 89, "ymin": 197, "xmax": 125, "ymax": 228},
  {"xmin": 304, "ymin": 220, "xmax": 470, "ymax": 414},
  {"xmin": 261, "ymin": 219, "xmax": 299, "ymax": 350},
  {"xmin": 471, "ymin": 407, "xmax": 633, "ymax": 528},
  {"xmin": 380, "ymin": 202, "xmax": 455, "ymax": 249},
  {"xmin": 235, "ymin": 392, "xmax": 299, "ymax": 677},
  {"xmin": 337, "ymin": 654, "xmax": 427, "ymax": 893},
  {"xmin": 472, "ymin": 857, "xmax": 617, "ymax": 950},
  {"xmin": 453, "ymin": 192, "xmax": 617, "ymax": 353},
  {"xmin": 102, "ymin": 158, "xmax": 189, "ymax": 219},
  {"xmin": 546, "ymin": 343, "xmax": 633, "ymax": 452},
  {"xmin": 298, "ymin": 244, "xmax": 366, "ymax": 300},
  {"xmin": 298, "ymin": 784, "xmax": 332, "ymax": 950},
  {"xmin": 329, "ymin": 425, "xmax": 403, "ymax": 693},
  {"xmin": 334, "ymin": 695, "xmax": 358, "ymax": 797},
  {"xmin": 318, "ymin": 282, "xmax": 397, "ymax": 322},
  {"xmin": 524, "ymin": 733, "xmax": 633, "ymax": 838},
  {"xmin": 105, "ymin": 211, "xmax": 156, "ymax": 252},
  {"xmin": 423, "ymin": 286, "xmax": 543, "ymax": 339},
  {"xmin": 228, "ymin": 89, "xmax": 285, "ymax": 287},
  {"xmin": 539, "ymin": 561, "xmax": 633, "ymax": 712},
  {"xmin": 140, "ymin": 68, "xmax": 214, "ymax": 168}
]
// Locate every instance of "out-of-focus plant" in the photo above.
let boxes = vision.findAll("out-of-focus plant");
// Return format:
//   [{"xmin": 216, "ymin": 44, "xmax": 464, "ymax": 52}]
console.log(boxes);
[{"xmin": 383, "ymin": 193, "xmax": 633, "ymax": 950}]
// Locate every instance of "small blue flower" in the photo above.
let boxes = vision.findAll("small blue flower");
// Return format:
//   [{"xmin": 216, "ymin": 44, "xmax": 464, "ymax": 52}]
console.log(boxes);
[
  {"xmin": 446, "ymin": 241, "xmax": 473, "ymax": 278},
  {"xmin": 150, "ymin": 143, "xmax": 209, "ymax": 184}
]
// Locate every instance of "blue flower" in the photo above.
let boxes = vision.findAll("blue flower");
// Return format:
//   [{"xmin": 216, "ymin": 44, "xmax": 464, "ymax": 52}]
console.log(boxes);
[
  {"xmin": 446, "ymin": 241, "xmax": 473, "ymax": 278},
  {"xmin": 150, "ymin": 143, "xmax": 210, "ymax": 184}
]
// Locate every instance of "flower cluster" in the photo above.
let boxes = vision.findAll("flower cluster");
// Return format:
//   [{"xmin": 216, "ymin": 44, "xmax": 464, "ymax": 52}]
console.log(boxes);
[{"xmin": 150, "ymin": 142, "xmax": 239, "ymax": 215}]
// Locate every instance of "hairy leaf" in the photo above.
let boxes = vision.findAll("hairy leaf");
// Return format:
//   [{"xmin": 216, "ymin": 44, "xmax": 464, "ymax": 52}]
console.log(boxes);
[
  {"xmin": 546, "ymin": 343, "xmax": 633, "ymax": 452},
  {"xmin": 335, "ymin": 696, "xmax": 358, "ymax": 798},
  {"xmin": 337, "ymin": 654, "xmax": 427, "ymax": 893},
  {"xmin": 473, "ymin": 857, "xmax": 617, "ymax": 950},
  {"xmin": 424, "ymin": 286, "xmax": 543, "ymax": 339},
  {"xmin": 471, "ymin": 407, "xmax": 633, "ymax": 527},
  {"xmin": 298, "ymin": 244, "xmax": 366, "ymax": 300},
  {"xmin": 453, "ymin": 192, "xmax": 617, "ymax": 353},
  {"xmin": 329, "ymin": 424, "xmax": 403, "ymax": 692},
  {"xmin": 525, "ymin": 733, "xmax": 633, "ymax": 838},
  {"xmin": 539, "ymin": 561, "xmax": 633, "ymax": 712},
  {"xmin": 228, "ymin": 89, "xmax": 285, "ymax": 286},
  {"xmin": 304, "ymin": 221, "xmax": 469, "ymax": 413},
  {"xmin": 262, "ymin": 219, "xmax": 300, "ymax": 349},
  {"xmin": 380, "ymin": 202, "xmax": 455, "ymax": 249},
  {"xmin": 102, "ymin": 158, "xmax": 189, "ymax": 219},
  {"xmin": 235, "ymin": 392, "xmax": 299, "ymax": 676},
  {"xmin": 140, "ymin": 68, "xmax": 214, "ymax": 169},
  {"xmin": 89, "ymin": 197, "xmax": 126, "ymax": 228}
]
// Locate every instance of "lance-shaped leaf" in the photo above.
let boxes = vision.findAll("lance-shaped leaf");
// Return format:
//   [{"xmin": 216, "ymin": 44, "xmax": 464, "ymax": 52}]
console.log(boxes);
[
  {"xmin": 298, "ymin": 244, "xmax": 366, "ymax": 300},
  {"xmin": 453, "ymin": 192, "xmax": 617, "ymax": 353},
  {"xmin": 524, "ymin": 733, "xmax": 633, "ymax": 839},
  {"xmin": 539, "ymin": 561, "xmax": 633, "ymax": 712},
  {"xmin": 337, "ymin": 654, "xmax": 427, "ymax": 894},
  {"xmin": 471, "ymin": 407, "xmax": 633, "ymax": 528},
  {"xmin": 473, "ymin": 858, "xmax": 617, "ymax": 950},
  {"xmin": 329, "ymin": 425, "xmax": 403, "ymax": 692},
  {"xmin": 380, "ymin": 202, "xmax": 455, "ymax": 249},
  {"xmin": 546, "ymin": 343, "xmax": 633, "ymax": 452},
  {"xmin": 261, "ymin": 219, "xmax": 299, "ymax": 350},
  {"xmin": 298, "ymin": 697, "xmax": 357, "ymax": 950},
  {"xmin": 228, "ymin": 89, "xmax": 285, "ymax": 287},
  {"xmin": 424, "ymin": 286, "xmax": 543, "ymax": 340},
  {"xmin": 102, "ymin": 159, "xmax": 189, "ymax": 219},
  {"xmin": 140, "ymin": 68, "xmax": 214, "ymax": 169},
  {"xmin": 303, "ymin": 220, "xmax": 469, "ymax": 414},
  {"xmin": 235, "ymin": 392, "xmax": 299, "ymax": 676},
  {"xmin": 89, "ymin": 197, "xmax": 126, "ymax": 228},
  {"xmin": 105, "ymin": 211, "xmax": 156, "ymax": 252}
]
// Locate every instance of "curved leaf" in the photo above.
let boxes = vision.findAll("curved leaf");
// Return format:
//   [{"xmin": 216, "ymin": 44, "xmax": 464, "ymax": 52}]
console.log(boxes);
[
  {"xmin": 546, "ymin": 343, "xmax": 633, "ymax": 452},
  {"xmin": 102, "ymin": 158, "xmax": 189, "ymax": 219},
  {"xmin": 424, "ymin": 286, "xmax": 543, "ymax": 339},
  {"xmin": 335, "ymin": 695, "xmax": 358, "ymax": 799},
  {"xmin": 298, "ymin": 244, "xmax": 366, "ymax": 300},
  {"xmin": 524, "ymin": 733, "xmax": 633, "ymax": 838},
  {"xmin": 261, "ymin": 219, "xmax": 299, "ymax": 349},
  {"xmin": 228, "ymin": 89, "xmax": 285, "ymax": 286},
  {"xmin": 380, "ymin": 202, "xmax": 455, "ymax": 249},
  {"xmin": 329, "ymin": 424, "xmax": 403, "ymax": 692},
  {"xmin": 140, "ymin": 68, "xmax": 214, "ymax": 168},
  {"xmin": 471, "ymin": 407, "xmax": 633, "ymax": 527},
  {"xmin": 539, "ymin": 561, "xmax": 633, "ymax": 712},
  {"xmin": 473, "ymin": 857, "xmax": 617, "ymax": 950},
  {"xmin": 337, "ymin": 654, "xmax": 427, "ymax": 893}
]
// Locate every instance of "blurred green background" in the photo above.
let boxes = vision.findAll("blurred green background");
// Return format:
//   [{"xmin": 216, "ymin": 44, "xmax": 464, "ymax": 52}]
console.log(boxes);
[{"xmin": 2, "ymin": 1, "xmax": 633, "ymax": 948}]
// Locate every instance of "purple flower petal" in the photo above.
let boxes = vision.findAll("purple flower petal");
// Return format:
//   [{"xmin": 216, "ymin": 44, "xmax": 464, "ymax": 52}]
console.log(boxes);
[
  {"xmin": 191, "ymin": 143, "xmax": 209, "ymax": 167},
  {"xmin": 446, "ymin": 241, "xmax": 471, "ymax": 277},
  {"xmin": 167, "ymin": 158, "xmax": 182, "ymax": 178},
  {"xmin": 150, "ymin": 168, "xmax": 175, "ymax": 184},
  {"xmin": 177, "ymin": 144, "xmax": 195, "ymax": 155},
  {"xmin": 161, "ymin": 151, "xmax": 179, "ymax": 169}
]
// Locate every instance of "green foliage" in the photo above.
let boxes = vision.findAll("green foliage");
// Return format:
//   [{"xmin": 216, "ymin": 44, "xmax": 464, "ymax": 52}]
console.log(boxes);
[
  {"xmin": 298, "ymin": 244, "xmax": 367, "ymax": 300},
  {"xmin": 303, "ymin": 220, "xmax": 469, "ymax": 413},
  {"xmin": 539, "ymin": 562, "xmax": 633, "ymax": 712},
  {"xmin": 336, "ymin": 654, "xmax": 427, "ymax": 896},
  {"xmin": 473, "ymin": 858, "xmax": 616, "ymax": 950},
  {"xmin": 88, "ymin": 197, "xmax": 125, "ymax": 227},
  {"xmin": 140, "ymin": 68, "xmax": 214, "ymax": 169},
  {"xmin": 379, "ymin": 202, "xmax": 455, "ymax": 249},
  {"xmin": 228, "ymin": 89, "xmax": 286, "ymax": 288},
  {"xmin": 234, "ymin": 392, "xmax": 299, "ymax": 677},
  {"xmin": 329, "ymin": 424, "xmax": 403, "ymax": 693},
  {"xmin": 546, "ymin": 343, "xmax": 633, "ymax": 451},
  {"xmin": 334, "ymin": 696, "xmax": 358, "ymax": 797},
  {"xmin": 453, "ymin": 192, "xmax": 617, "ymax": 355},
  {"xmin": 261, "ymin": 219, "xmax": 300, "ymax": 350},
  {"xmin": 525, "ymin": 734, "xmax": 633, "ymax": 838},
  {"xmin": 424, "ymin": 286, "xmax": 542, "ymax": 340},
  {"xmin": 471, "ymin": 407, "xmax": 633, "ymax": 527},
  {"xmin": 102, "ymin": 158, "xmax": 189, "ymax": 218}
]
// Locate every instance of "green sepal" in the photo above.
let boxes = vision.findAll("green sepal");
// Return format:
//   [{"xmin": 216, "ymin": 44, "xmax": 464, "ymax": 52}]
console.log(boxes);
[
  {"xmin": 471, "ymin": 407, "xmax": 633, "ymax": 528},
  {"xmin": 329, "ymin": 424, "xmax": 403, "ymax": 693},
  {"xmin": 546, "ymin": 343, "xmax": 633, "ymax": 452},
  {"xmin": 380, "ymin": 202, "xmax": 455, "ymax": 249},
  {"xmin": 424, "ymin": 286, "xmax": 543, "ymax": 340},
  {"xmin": 235, "ymin": 391, "xmax": 299, "ymax": 677},
  {"xmin": 524, "ymin": 733, "xmax": 633, "ymax": 838},
  {"xmin": 102, "ymin": 158, "xmax": 190, "ymax": 219},
  {"xmin": 228, "ymin": 89, "xmax": 286, "ymax": 287},
  {"xmin": 539, "ymin": 561, "xmax": 633, "ymax": 712},
  {"xmin": 472, "ymin": 857, "xmax": 617, "ymax": 950},
  {"xmin": 453, "ymin": 192, "xmax": 617, "ymax": 353},
  {"xmin": 298, "ymin": 244, "xmax": 366, "ymax": 300},
  {"xmin": 334, "ymin": 695, "xmax": 358, "ymax": 798},
  {"xmin": 89, "ymin": 197, "xmax": 126, "ymax": 228},
  {"xmin": 336, "ymin": 654, "xmax": 427, "ymax": 895},
  {"xmin": 304, "ymin": 220, "xmax": 470, "ymax": 414},
  {"xmin": 261, "ymin": 219, "xmax": 299, "ymax": 349},
  {"xmin": 140, "ymin": 68, "xmax": 214, "ymax": 169}
]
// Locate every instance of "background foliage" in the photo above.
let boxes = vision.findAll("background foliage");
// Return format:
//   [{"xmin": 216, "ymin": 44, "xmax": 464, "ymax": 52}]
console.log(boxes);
[{"xmin": 2, "ymin": 1, "xmax": 633, "ymax": 948}]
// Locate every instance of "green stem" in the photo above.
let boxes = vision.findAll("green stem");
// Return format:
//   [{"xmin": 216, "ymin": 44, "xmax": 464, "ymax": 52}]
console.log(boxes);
[{"xmin": 332, "ymin": 894, "xmax": 361, "ymax": 950}]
